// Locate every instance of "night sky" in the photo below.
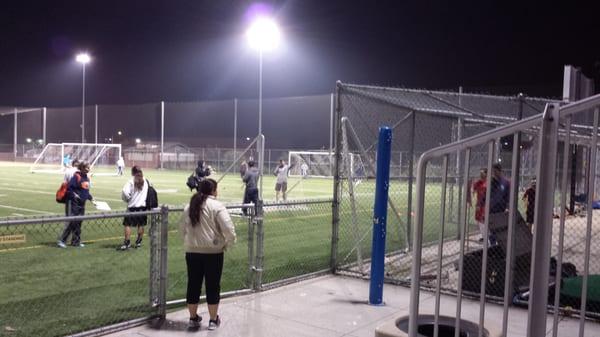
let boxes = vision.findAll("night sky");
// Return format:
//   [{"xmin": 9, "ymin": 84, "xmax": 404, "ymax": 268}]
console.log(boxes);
[{"xmin": 1, "ymin": 1, "xmax": 599, "ymax": 108}]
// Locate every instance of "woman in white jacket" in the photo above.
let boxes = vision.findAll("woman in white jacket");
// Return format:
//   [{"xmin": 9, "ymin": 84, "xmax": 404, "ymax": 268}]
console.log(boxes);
[
  {"xmin": 180, "ymin": 178, "xmax": 236, "ymax": 330},
  {"xmin": 118, "ymin": 166, "xmax": 149, "ymax": 250}
]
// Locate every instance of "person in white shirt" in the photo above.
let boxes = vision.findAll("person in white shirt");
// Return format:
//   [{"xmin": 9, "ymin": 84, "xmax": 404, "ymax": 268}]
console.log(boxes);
[
  {"xmin": 118, "ymin": 165, "xmax": 149, "ymax": 250},
  {"xmin": 274, "ymin": 160, "xmax": 292, "ymax": 202},
  {"xmin": 300, "ymin": 162, "xmax": 309, "ymax": 178},
  {"xmin": 116, "ymin": 156, "xmax": 125, "ymax": 176},
  {"xmin": 63, "ymin": 159, "xmax": 80, "ymax": 183},
  {"xmin": 180, "ymin": 178, "xmax": 236, "ymax": 330}
]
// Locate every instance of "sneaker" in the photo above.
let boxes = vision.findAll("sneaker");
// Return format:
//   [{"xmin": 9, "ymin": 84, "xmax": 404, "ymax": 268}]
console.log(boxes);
[
  {"xmin": 57, "ymin": 241, "xmax": 67, "ymax": 248},
  {"xmin": 134, "ymin": 242, "xmax": 142, "ymax": 248},
  {"xmin": 188, "ymin": 315, "xmax": 202, "ymax": 329},
  {"xmin": 118, "ymin": 243, "xmax": 130, "ymax": 251},
  {"xmin": 72, "ymin": 243, "xmax": 85, "ymax": 248},
  {"xmin": 208, "ymin": 316, "xmax": 220, "ymax": 330}
]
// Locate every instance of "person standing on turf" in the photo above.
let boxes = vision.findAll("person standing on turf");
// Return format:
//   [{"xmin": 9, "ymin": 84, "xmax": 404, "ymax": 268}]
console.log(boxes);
[
  {"xmin": 118, "ymin": 165, "xmax": 150, "ymax": 250},
  {"xmin": 116, "ymin": 156, "xmax": 125, "ymax": 176},
  {"xmin": 242, "ymin": 160, "xmax": 259, "ymax": 215},
  {"xmin": 180, "ymin": 178, "xmax": 236, "ymax": 331},
  {"xmin": 58, "ymin": 161, "xmax": 95, "ymax": 248},
  {"xmin": 274, "ymin": 159, "xmax": 291, "ymax": 202},
  {"xmin": 300, "ymin": 161, "xmax": 309, "ymax": 178},
  {"xmin": 64, "ymin": 159, "xmax": 80, "ymax": 183}
]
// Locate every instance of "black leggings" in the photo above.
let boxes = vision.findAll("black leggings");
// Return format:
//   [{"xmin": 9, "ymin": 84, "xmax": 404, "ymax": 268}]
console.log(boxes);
[{"xmin": 185, "ymin": 252, "xmax": 224, "ymax": 305}]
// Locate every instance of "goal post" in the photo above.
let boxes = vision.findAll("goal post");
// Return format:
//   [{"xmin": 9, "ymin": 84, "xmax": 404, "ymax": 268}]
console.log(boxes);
[
  {"xmin": 288, "ymin": 151, "xmax": 334, "ymax": 178},
  {"xmin": 30, "ymin": 143, "xmax": 122, "ymax": 175}
]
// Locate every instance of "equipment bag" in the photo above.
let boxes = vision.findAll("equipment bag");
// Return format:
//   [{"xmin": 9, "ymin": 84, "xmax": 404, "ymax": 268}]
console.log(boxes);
[
  {"xmin": 56, "ymin": 182, "xmax": 68, "ymax": 203},
  {"xmin": 145, "ymin": 179, "xmax": 159, "ymax": 209}
]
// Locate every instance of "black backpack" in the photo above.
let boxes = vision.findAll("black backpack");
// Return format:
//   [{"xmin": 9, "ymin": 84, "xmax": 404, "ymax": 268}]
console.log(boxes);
[
  {"xmin": 186, "ymin": 174, "xmax": 199, "ymax": 191},
  {"xmin": 145, "ymin": 179, "xmax": 158, "ymax": 209}
]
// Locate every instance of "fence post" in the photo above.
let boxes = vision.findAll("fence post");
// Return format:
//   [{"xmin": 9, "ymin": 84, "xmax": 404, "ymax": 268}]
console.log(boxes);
[
  {"xmin": 247, "ymin": 208, "xmax": 256, "ymax": 290},
  {"xmin": 527, "ymin": 103, "xmax": 559, "ymax": 337},
  {"xmin": 331, "ymin": 82, "xmax": 342, "ymax": 272},
  {"xmin": 254, "ymin": 200, "xmax": 264, "ymax": 290},
  {"xmin": 158, "ymin": 206, "xmax": 169, "ymax": 318},
  {"xmin": 149, "ymin": 211, "xmax": 159, "ymax": 307},
  {"xmin": 369, "ymin": 126, "xmax": 392, "ymax": 305}
]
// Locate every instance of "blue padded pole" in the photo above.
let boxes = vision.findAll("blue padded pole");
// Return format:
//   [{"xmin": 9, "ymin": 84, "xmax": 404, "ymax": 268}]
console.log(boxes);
[{"xmin": 369, "ymin": 126, "xmax": 392, "ymax": 305}]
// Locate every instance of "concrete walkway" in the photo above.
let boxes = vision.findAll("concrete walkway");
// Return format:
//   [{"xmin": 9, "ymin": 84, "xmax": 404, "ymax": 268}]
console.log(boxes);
[{"xmin": 104, "ymin": 275, "xmax": 600, "ymax": 337}]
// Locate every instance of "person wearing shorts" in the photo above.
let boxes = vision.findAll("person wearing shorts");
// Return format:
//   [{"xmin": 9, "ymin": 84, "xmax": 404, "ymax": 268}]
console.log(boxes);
[
  {"xmin": 274, "ymin": 159, "xmax": 291, "ymax": 202},
  {"xmin": 118, "ymin": 166, "xmax": 150, "ymax": 250}
]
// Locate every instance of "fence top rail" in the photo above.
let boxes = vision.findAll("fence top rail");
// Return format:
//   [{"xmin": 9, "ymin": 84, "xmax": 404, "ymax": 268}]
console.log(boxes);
[
  {"xmin": 559, "ymin": 92, "xmax": 600, "ymax": 117},
  {"xmin": 0, "ymin": 208, "xmax": 162, "ymax": 226},
  {"xmin": 337, "ymin": 81, "xmax": 561, "ymax": 103},
  {"xmin": 418, "ymin": 109, "xmax": 545, "ymax": 164},
  {"xmin": 263, "ymin": 198, "xmax": 334, "ymax": 207}
]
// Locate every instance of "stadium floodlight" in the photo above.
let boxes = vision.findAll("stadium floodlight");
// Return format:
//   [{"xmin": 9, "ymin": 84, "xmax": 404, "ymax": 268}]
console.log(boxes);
[
  {"xmin": 117, "ymin": 131, "xmax": 122, "ymax": 135},
  {"xmin": 246, "ymin": 16, "xmax": 281, "ymax": 200},
  {"xmin": 26, "ymin": 138, "xmax": 32, "ymax": 143},
  {"xmin": 75, "ymin": 52, "xmax": 91, "ymax": 143},
  {"xmin": 135, "ymin": 138, "xmax": 141, "ymax": 144},
  {"xmin": 246, "ymin": 17, "xmax": 281, "ymax": 52}
]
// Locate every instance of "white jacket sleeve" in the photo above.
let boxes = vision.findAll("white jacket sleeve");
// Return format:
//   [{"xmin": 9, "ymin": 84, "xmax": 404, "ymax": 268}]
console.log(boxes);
[
  {"xmin": 215, "ymin": 204, "xmax": 236, "ymax": 249},
  {"xmin": 122, "ymin": 181, "xmax": 132, "ymax": 203}
]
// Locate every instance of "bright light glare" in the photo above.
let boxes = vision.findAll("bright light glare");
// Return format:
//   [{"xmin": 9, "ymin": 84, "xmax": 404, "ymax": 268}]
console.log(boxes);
[
  {"xmin": 76, "ymin": 53, "xmax": 91, "ymax": 64},
  {"xmin": 26, "ymin": 138, "xmax": 32, "ymax": 143},
  {"xmin": 135, "ymin": 138, "xmax": 141, "ymax": 144},
  {"xmin": 117, "ymin": 131, "xmax": 122, "ymax": 135},
  {"xmin": 246, "ymin": 17, "xmax": 281, "ymax": 51}
]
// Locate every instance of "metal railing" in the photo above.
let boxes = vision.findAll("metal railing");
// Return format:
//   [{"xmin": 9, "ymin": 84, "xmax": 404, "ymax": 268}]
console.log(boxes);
[{"xmin": 408, "ymin": 93, "xmax": 600, "ymax": 337}]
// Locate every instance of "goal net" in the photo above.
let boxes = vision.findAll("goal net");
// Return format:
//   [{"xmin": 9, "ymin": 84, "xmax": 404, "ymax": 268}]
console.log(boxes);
[
  {"xmin": 30, "ymin": 143, "xmax": 122, "ymax": 175},
  {"xmin": 288, "ymin": 151, "xmax": 334, "ymax": 178},
  {"xmin": 287, "ymin": 151, "xmax": 368, "ymax": 178}
]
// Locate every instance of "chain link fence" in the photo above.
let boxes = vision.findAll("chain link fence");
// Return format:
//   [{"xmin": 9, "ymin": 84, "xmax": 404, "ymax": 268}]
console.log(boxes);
[
  {"xmin": 0, "ymin": 197, "xmax": 332, "ymax": 337},
  {"xmin": 332, "ymin": 82, "xmax": 558, "ymax": 286}
]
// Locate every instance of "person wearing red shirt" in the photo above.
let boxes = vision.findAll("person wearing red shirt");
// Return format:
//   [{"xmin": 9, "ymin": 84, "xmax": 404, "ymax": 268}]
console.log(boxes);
[{"xmin": 468, "ymin": 168, "xmax": 487, "ymax": 242}]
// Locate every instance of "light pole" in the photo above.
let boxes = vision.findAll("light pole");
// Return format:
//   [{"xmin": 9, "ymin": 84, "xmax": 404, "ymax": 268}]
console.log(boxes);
[
  {"xmin": 76, "ymin": 53, "xmax": 91, "ymax": 143},
  {"xmin": 246, "ymin": 16, "xmax": 280, "ymax": 199}
]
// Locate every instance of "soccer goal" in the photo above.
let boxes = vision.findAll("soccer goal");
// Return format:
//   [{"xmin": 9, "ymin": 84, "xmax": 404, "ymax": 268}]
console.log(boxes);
[
  {"xmin": 288, "ymin": 151, "xmax": 334, "ymax": 178},
  {"xmin": 30, "ymin": 143, "xmax": 122, "ymax": 175}
]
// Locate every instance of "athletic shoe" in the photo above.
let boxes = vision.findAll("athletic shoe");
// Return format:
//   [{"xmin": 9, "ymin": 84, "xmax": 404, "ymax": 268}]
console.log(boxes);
[
  {"xmin": 57, "ymin": 241, "xmax": 67, "ymax": 248},
  {"xmin": 188, "ymin": 315, "xmax": 202, "ymax": 329},
  {"xmin": 134, "ymin": 242, "xmax": 142, "ymax": 248},
  {"xmin": 208, "ymin": 316, "xmax": 220, "ymax": 330},
  {"xmin": 72, "ymin": 243, "xmax": 85, "ymax": 248},
  {"xmin": 118, "ymin": 243, "xmax": 130, "ymax": 251}
]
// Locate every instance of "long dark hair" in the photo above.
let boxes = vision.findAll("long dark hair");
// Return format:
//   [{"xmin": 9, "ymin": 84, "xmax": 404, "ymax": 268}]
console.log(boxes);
[
  {"xmin": 189, "ymin": 178, "xmax": 217, "ymax": 227},
  {"xmin": 131, "ymin": 165, "xmax": 144, "ymax": 191}
]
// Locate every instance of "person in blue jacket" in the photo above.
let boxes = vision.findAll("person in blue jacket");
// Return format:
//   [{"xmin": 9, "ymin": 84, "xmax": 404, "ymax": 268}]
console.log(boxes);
[{"xmin": 57, "ymin": 161, "xmax": 95, "ymax": 248}]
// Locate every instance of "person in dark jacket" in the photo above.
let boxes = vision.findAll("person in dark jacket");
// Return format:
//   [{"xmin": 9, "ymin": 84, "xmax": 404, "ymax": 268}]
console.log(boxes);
[
  {"xmin": 242, "ymin": 160, "xmax": 259, "ymax": 216},
  {"xmin": 57, "ymin": 161, "xmax": 95, "ymax": 248},
  {"xmin": 195, "ymin": 161, "xmax": 211, "ymax": 180}
]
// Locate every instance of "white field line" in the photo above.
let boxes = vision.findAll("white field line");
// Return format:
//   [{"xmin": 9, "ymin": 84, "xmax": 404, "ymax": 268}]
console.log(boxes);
[
  {"xmin": 0, "ymin": 186, "xmax": 123, "ymax": 203},
  {"xmin": 0, "ymin": 204, "xmax": 53, "ymax": 214}
]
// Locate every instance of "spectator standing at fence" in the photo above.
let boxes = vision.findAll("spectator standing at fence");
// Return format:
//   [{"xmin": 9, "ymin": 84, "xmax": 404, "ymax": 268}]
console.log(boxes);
[
  {"xmin": 468, "ymin": 168, "xmax": 487, "ymax": 242},
  {"xmin": 180, "ymin": 178, "xmax": 236, "ymax": 330},
  {"xmin": 118, "ymin": 166, "xmax": 150, "ymax": 250},
  {"xmin": 242, "ymin": 160, "xmax": 259, "ymax": 215},
  {"xmin": 274, "ymin": 159, "xmax": 291, "ymax": 202},
  {"xmin": 58, "ymin": 161, "xmax": 95, "ymax": 248},
  {"xmin": 116, "ymin": 156, "xmax": 125, "ymax": 176},
  {"xmin": 522, "ymin": 178, "xmax": 536, "ymax": 232},
  {"xmin": 300, "ymin": 162, "xmax": 309, "ymax": 178}
]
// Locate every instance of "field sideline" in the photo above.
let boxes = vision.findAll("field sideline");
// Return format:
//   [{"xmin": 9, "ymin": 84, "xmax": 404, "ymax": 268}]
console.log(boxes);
[{"xmin": 0, "ymin": 161, "xmax": 334, "ymax": 218}]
